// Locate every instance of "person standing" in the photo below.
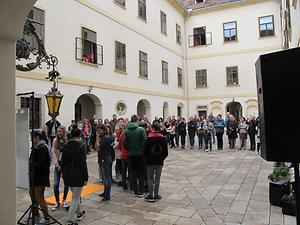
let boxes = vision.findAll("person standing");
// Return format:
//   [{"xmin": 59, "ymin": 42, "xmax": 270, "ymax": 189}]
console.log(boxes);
[
  {"xmin": 187, "ymin": 116, "xmax": 197, "ymax": 149},
  {"xmin": 247, "ymin": 116, "xmax": 257, "ymax": 151},
  {"xmin": 214, "ymin": 114, "xmax": 225, "ymax": 150},
  {"xmin": 238, "ymin": 116, "xmax": 248, "ymax": 150},
  {"xmin": 29, "ymin": 130, "xmax": 51, "ymax": 224},
  {"xmin": 96, "ymin": 124, "xmax": 114, "ymax": 201},
  {"xmin": 143, "ymin": 123, "xmax": 168, "ymax": 201},
  {"xmin": 45, "ymin": 118, "xmax": 61, "ymax": 147},
  {"xmin": 227, "ymin": 115, "xmax": 238, "ymax": 149},
  {"xmin": 51, "ymin": 126, "xmax": 69, "ymax": 211},
  {"xmin": 109, "ymin": 114, "xmax": 118, "ymax": 133},
  {"xmin": 177, "ymin": 117, "xmax": 187, "ymax": 149},
  {"xmin": 123, "ymin": 114, "xmax": 147, "ymax": 197},
  {"xmin": 61, "ymin": 127, "xmax": 88, "ymax": 225}
]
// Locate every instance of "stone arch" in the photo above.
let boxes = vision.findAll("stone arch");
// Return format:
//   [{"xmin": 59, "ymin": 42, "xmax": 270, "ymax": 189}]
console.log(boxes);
[
  {"xmin": 75, "ymin": 93, "xmax": 102, "ymax": 122},
  {"xmin": 177, "ymin": 103, "xmax": 184, "ymax": 117},
  {"xmin": 245, "ymin": 99, "xmax": 258, "ymax": 118},
  {"xmin": 137, "ymin": 99, "xmax": 151, "ymax": 120},
  {"xmin": 210, "ymin": 100, "xmax": 224, "ymax": 117},
  {"xmin": 226, "ymin": 101, "xmax": 242, "ymax": 120}
]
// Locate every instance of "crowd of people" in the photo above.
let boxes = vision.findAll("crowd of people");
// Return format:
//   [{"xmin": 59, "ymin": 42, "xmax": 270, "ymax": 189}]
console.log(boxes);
[{"xmin": 29, "ymin": 112, "xmax": 260, "ymax": 225}]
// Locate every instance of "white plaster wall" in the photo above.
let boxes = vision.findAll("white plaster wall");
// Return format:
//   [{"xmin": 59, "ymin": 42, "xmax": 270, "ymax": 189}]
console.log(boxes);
[
  {"xmin": 290, "ymin": 0, "xmax": 300, "ymax": 47},
  {"xmin": 16, "ymin": 77, "xmax": 187, "ymax": 126},
  {"xmin": 34, "ymin": 0, "xmax": 185, "ymax": 96},
  {"xmin": 185, "ymin": 1, "xmax": 282, "ymax": 115}
]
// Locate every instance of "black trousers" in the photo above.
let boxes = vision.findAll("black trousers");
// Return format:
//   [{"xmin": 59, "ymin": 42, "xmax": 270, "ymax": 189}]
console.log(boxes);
[
  {"xmin": 128, "ymin": 155, "xmax": 145, "ymax": 194},
  {"xmin": 216, "ymin": 132, "xmax": 224, "ymax": 149}
]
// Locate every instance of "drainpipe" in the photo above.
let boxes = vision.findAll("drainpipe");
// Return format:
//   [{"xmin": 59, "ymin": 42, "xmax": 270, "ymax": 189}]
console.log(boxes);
[{"xmin": 183, "ymin": 9, "xmax": 191, "ymax": 118}]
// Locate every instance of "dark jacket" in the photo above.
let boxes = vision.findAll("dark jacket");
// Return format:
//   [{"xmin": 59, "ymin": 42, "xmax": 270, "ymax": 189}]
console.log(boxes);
[
  {"xmin": 61, "ymin": 140, "xmax": 89, "ymax": 187},
  {"xmin": 97, "ymin": 134, "xmax": 114, "ymax": 164},
  {"xmin": 144, "ymin": 132, "xmax": 168, "ymax": 165},
  {"xmin": 177, "ymin": 122, "xmax": 187, "ymax": 135},
  {"xmin": 187, "ymin": 120, "xmax": 197, "ymax": 136},
  {"xmin": 123, "ymin": 123, "xmax": 147, "ymax": 156},
  {"xmin": 29, "ymin": 141, "xmax": 50, "ymax": 187},
  {"xmin": 45, "ymin": 119, "xmax": 61, "ymax": 138}
]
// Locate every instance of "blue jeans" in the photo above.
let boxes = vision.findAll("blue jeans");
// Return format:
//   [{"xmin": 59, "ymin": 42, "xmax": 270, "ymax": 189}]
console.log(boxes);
[
  {"xmin": 100, "ymin": 161, "xmax": 112, "ymax": 198},
  {"xmin": 54, "ymin": 167, "xmax": 69, "ymax": 204}
]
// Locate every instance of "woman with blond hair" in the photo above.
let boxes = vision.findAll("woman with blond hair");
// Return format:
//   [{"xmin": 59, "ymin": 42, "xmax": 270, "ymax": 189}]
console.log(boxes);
[{"xmin": 51, "ymin": 125, "xmax": 69, "ymax": 211}]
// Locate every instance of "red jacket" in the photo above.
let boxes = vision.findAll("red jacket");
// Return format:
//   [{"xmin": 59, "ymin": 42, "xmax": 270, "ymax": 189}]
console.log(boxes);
[{"xmin": 118, "ymin": 130, "xmax": 128, "ymax": 160}]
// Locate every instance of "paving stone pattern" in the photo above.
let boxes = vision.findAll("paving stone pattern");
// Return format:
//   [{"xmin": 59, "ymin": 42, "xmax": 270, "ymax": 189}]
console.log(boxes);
[{"xmin": 17, "ymin": 146, "xmax": 296, "ymax": 225}]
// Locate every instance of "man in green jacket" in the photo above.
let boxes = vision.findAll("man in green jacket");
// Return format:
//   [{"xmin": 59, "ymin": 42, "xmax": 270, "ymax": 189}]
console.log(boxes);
[{"xmin": 123, "ymin": 114, "xmax": 147, "ymax": 197}]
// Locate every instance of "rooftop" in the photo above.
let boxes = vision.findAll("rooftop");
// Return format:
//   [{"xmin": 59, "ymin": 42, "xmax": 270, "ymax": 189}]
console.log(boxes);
[{"xmin": 177, "ymin": 0, "xmax": 241, "ymax": 10}]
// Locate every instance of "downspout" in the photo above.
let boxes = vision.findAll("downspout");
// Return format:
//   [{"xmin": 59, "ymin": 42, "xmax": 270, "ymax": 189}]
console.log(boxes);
[{"xmin": 183, "ymin": 10, "xmax": 190, "ymax": 118}]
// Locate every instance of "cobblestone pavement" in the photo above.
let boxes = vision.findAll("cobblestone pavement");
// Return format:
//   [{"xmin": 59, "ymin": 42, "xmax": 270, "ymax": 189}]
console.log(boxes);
[{"xmin": 17, "ymin": 145, "xmax": 296, "ymax": 225}]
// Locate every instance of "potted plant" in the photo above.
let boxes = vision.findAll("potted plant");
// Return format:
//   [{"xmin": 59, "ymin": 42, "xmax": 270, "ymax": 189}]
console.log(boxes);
[
  {"xmin": 268, "ymin": 165, "xmax": 290, "ymax": 182},
  {"xmin": 268, "ymin": 165, "xmax": 291, "ymax": 206}
]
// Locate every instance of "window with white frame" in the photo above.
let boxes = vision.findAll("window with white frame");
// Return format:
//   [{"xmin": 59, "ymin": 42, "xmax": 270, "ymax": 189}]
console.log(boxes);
[
  {"xmin": 177, "ymin": 67, "xmax": 183, "ymax": 87},
  {"xmin": 196, "ymin": 69, "xmax": 207, "ymax": 88},
  {"xmin": 223, "ymin": 21, "xmax": 237, "ymax": 42},
  {"xmin": 115, "ymin": 0, "xmax": 125, "ymax": 7},
  {"xmin": 226, "ymin": 66, "xmax": 239, "ymax": 85},
  {"xmin": 82, "ymin": 28, "xmax": 97, "ymax": 64},
  {"xmin": 139, "ymin": 51, "xmax": 148, "ymax": 77},
  {"xmin": 162, "ymin": 61, "xmax": 168, "ymax": 84},
  {"xmin": 176, "ymin": 24, "xmax": 181, "ymax": 44},
  {"xmin": 138, "ymin": 0, "xmax": 146, "ymax": 20},
  {"xmin": 115, "ymin": 41, "xmax": 126, "ymax": 72},
  {"xmin": 160, "ymin": 11, "xmax": 167, "ymax": 35},
  {"xmin": 259, "ymin": 15, "xmax": 275, "ymax": 37},
  {"xmin": 20, "ymin": 97, "xmax": 41, "ymax": 129}
]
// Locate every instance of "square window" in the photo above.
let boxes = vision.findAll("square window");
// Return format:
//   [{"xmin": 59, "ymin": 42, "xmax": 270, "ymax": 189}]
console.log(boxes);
[
  {"xmin": 259, "ymin": 15, "xmax": 275, "ymax": 37},
  {"xmin": 196, "ymin": 70, "xmax": 207, "ymax": 88},
  {"xmin": 226, "ymin": 66, "xmax": 239, "ymax": 85}
]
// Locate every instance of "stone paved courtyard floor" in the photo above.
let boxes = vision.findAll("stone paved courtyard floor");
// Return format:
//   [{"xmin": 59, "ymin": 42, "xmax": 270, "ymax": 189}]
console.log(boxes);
[{"xmin": 16, "ymin": 146, "xmax": 296, "ymax": 225}]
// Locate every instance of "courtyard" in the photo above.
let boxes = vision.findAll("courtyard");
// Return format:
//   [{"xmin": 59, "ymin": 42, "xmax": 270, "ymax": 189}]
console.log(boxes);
[{"xmin": 17, "ymin": 147, "xmax": 296, "ymax": 225}]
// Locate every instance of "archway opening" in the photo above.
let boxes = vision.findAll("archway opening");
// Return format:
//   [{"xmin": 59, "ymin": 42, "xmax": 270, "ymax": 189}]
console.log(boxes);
[
  {"xmin": 226, "ymin": 101, "xmax": 242, "ymax": 120},
  {"xmin": 75, "ymin": 94, "xmax": 102, "ymax": 122},
  {"xmin": 137, "ymin": 99, "xmax": 151, "ymax": 120}
]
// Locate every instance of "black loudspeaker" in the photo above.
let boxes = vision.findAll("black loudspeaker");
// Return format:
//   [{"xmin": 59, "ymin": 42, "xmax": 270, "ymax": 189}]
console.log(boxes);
[{"xmin": 255, "ymin": 47, "xmax": 300, "ymax": 162}]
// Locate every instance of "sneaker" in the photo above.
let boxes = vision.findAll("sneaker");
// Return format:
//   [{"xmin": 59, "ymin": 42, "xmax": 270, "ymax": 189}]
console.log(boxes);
[
  {"xmin": 51, "ymin": 202, "xmax": 60, "ymax": 211},
  {"xmin": 154, "ymin": 195, "xmax": 162, "ymax": 201},
  {"xmin": 138, "ymin": 193, "xmax": 144, "ymax": 198},
  {"xmin": 144, "ymin": 194, "xmax": 154, "ymax": 202},
  {"xmin": 66, "ymin": 221, "xmax": 78, "ymax": 225},
  {"xmin": 76, "ymin": 211, "xmax": 86, "ymax": 221},
  {"xmin": 101, "ymin": 196, "xmax": 111, "ymax": 201},
  {"xmin": 133, "ymin": 193, "xmax": 139, "ymax": 197},
  {"xmin": 62, "ymin": 200, "xmax": 68, "ymax": 209}
]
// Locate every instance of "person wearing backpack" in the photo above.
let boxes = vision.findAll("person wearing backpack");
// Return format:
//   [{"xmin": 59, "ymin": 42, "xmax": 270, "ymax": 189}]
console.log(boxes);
[
  {"xmin": 61, "ymin": 127, "xmax": 89, "ymax": 225},
  {"xmin": 143, "ymin": 123, "xmax": 168, "ymax": 202}
]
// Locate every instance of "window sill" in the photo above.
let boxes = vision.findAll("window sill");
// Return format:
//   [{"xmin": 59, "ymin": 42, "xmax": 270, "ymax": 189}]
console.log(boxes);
[
  {"xmin": 178, "ymin": 86, "xmax": 183, "ymax": 88},
  {"xmin": 78, "ymin": 60, "xmax": 99, "ymax": 68},
  {"xmin": 113, "ymin": 1, "xmax": 126, "ymax": 9},
  {"xmin": 195, "ymin": 86, "xmax": 208, "ymax": 89},
  {"xmin": 137, "ymin": 16, "xmax": 147, "ymax": 23},
  {"xmin": 160, "ymin": 31, "xmax": 167, "ymax": 37},
  {"xmin": 258, "ymin": 35, "xmax": 276, "ymax": 40},
  {"xmin": 190, "ymin": 44, "xmax": 210, "ymax": 48},
  {"xmin": 114, "ymin": 69, "xmax": 127, "ymax": 75},
  {"xmin": 176, "ymin": 41, "xmax": 182, "ymax": 46},
  {"xmin": 138, "ymin": 75, "xmax": 148, "ymax": 80},
  {"xmin": 226, "ymin": 84, "xmax": 240, "ymax": 87},
  {"xmin": 162, "ymin": 81, "xmax": 169, "ymax": 85},
  {"xmin": 223, "ymin": 39, "xmax": 238, "ymax": 44}
]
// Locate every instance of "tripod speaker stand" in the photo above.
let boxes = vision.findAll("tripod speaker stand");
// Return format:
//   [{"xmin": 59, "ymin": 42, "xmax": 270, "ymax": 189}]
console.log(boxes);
[{"xmin": 16, "ymin": 92, "xmax": 62, "ymax": 225}]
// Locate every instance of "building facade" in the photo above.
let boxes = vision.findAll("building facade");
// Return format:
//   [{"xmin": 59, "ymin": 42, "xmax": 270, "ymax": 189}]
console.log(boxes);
[{"xmin": 15, "ymin": 0, "xmax": 299, "ymax": 128}]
